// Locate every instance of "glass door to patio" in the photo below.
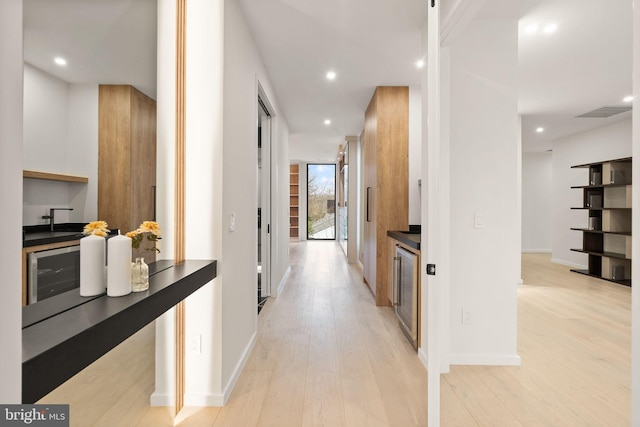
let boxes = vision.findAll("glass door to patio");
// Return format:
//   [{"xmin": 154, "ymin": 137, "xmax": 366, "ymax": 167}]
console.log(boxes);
[{"xmin": 307, "ymin": 163, "xmax": 336, "ymax": 240}]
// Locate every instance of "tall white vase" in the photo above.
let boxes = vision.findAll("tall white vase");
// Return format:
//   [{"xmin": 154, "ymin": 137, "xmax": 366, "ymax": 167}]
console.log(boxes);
[
  {"xmin": 80, "ymin": 234, "xmax": 106, "ymax": 296},
  {"xmin": 107, "ymin": 234, "xmax": 132, "ymax": 297}
]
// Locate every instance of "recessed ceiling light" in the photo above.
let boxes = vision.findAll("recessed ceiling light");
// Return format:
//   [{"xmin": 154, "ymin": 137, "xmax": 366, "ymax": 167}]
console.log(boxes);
[
  {"xmin": 543, "ymin": 24, "xmax": 557, "ymax": 34},
  {"xmin": 524, "ymin": 24, "xmax": 538, "ymax": 34},
  {"xmin": 623, "ymin": 96, "xmax": 634, "ymax": 103},
  {"xmin": 416, "ymin": 59, "xmax": 425, "ymax": 69},
  {"xmin": 326, "ymin": 71, "xmax": 336, "ymax": 80},
  {"xmin": 54, "ymin": 57, "xmax": 67, "ymax": 66},
  {"xmin": 324, "ymin": 119, "xmax": 331, "ymax": 125},
  {"xmin": 536, "ymin": 127, "xmax": 545, "ymax": 133}
]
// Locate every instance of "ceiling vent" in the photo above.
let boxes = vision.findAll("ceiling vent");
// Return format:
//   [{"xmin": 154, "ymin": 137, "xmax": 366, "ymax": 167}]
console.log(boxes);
[{"xmin": 575, "ymin": 106, "xmax": 632, "ymax": 118}]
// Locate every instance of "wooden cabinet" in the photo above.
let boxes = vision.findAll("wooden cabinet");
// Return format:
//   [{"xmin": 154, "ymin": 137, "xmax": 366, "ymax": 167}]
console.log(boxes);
[
  {"xmin": 98, "ymin": 85, "xmax": 156, "ymax": 261},
  {"xmin": 290, "ymin": 163, "xmax": 300, "ymax": 239},
  {"xmin": 570, "ymin": 157, "xmax": 632, "ymax": 285},
  {"xmin": 362, "ymin": 86, "xmax": 409, "ymax": 306}
]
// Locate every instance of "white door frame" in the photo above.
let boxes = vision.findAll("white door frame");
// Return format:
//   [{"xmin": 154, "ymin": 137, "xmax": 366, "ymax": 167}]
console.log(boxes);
[
  {"xmin": 424, "ymin": 1, "xmax": 443, "ymax": 425},
  {"xmin": 424, "ymin": 1, "xmax": 484, "ymax": 425},
  {"xmin": 258, "ymin": 84, "xmax": 275, "ymax": 298}
]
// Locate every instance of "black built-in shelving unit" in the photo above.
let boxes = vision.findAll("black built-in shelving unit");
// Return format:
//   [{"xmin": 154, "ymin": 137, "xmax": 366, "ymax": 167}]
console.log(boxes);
[{"xmin": 570, "ymin": 157, "xmax": 632, "ymax": 286}]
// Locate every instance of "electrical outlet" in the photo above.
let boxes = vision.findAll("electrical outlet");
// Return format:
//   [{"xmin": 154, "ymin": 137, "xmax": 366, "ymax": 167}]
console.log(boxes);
[
  {"xmin": 462, "ymin": 309, "xmax": 472, "ymax": 325},
  {"xmin": 189, "ymin": 334, "xmax": 202, "ymax": 353}
]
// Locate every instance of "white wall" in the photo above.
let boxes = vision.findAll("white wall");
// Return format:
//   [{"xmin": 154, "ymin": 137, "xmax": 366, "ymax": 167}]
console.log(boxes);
[
  {"xmin": 447, "ymin": 17, "xmax": 520, "ymax": 365},
  {"xmin": 0, "ymin": 0, "xmax": 23, "ymax": 403},
  {"xmin": 551, "ymin": 118, "xmax": 631, "ymax": 268},
  {"xmin": 522, "ymin": 151, "xmax": 552, "ymax": 252},
  {"xmin": 220, "ymin": 0, "xmax": 291, "ymax": 398},
  {"xmin": 409, "ymin": 86, "xmax": 422, "ymax": 225},
  {"xmin": 170, "ymin": 0, "xmax": 290, "ymax": 405},
  {"xmin": 22, "ymin": 63, "xmax": 98, "ymax": 225}
]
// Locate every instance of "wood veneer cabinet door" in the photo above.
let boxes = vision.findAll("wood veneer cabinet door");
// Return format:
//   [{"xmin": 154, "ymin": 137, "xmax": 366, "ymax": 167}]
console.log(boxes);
[
  {"xmin": 98, "ymin": 85, "xmax": 157, "ymax": 261},
  {"xmin": 362, "ymin": 86, "xmax": 409, "ymax": 306},
  {"xmin": 362, "ymin": 93, "xmax": 377, "ymax": 296}
]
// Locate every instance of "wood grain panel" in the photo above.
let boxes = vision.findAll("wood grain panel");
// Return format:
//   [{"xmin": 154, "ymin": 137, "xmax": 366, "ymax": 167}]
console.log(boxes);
[
  {"xmin": 375, "ymin": 87, "xmax": 409, "ymax": 306},
  {"xmin": 174, "ymin": 0, "xmax": 187, "ymax": 416},
  {"xmin": 362, "ymin": 92, "xmax": 377, "ymax": 295},
  {"xmin": 131, "ymin": 88, "xmax": 158, "ymax": 262},
  {"xmin": 98, "ymin": 85, "xmax": 133, "ymax": 234},
  {"xmin": 361, "ymin": 87, "xmax": 409, "ymax": 306}
]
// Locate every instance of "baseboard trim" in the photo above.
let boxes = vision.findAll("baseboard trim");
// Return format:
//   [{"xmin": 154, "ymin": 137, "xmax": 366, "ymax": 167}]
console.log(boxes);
[
  {"xmin": 183, "ymin": 331, "xmax": 257, "ymax": 407},
  {"xmin": 551, "ymin": 258, "xmax": 587, "ymax": 270},
  {"xmin": 276, "ymin": 266, "xmax": 291, "ymax": 296},
  {"xmin": 522, "ymin": 249, "xmax": 552, "ymax": 253},
  {"xmin": 150, "ymin": 392, "xmax": 173, "ymax": 407},
  {"xmin": 449, "ymin": 353, "xmax": 522, "ymax": 366},
  {"xmin": 418, "ymin": 347, "xmax": 428, "ymax": 370}
]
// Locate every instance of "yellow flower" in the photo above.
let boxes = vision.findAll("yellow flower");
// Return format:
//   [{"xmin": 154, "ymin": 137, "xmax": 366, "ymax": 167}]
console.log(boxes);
[
  {"xmin": 139, "ymin": 221, "xmax": 161, "ymax": 236},
  {"xmin": 83, "ymin": 220, "xmax": 110, "ymax": 237},
  {"xmin": 127, "ymin": 221, "xmax": 161, "ymax": 253}
]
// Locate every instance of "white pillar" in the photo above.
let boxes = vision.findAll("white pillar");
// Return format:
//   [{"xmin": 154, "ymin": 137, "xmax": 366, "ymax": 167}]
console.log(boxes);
[
  {"xmin": 153, "ymin": 0, "xmax": 226, "ymax": 407},
  {"xmin": 631, "ymin": 0, "xmax": 640, "ymax": 423},
  {"xmin": 424, "ymin": 1, "xmax": 442, "ymax": 425},
  {"xmin": 0, "ymin": 0, "xmax": 24, "ymax": 403},
  {"xmin": 151, "ymin": 0, "xmax": 178, "ymax": 406},
  {"xmin": 183, "ymin": 0, "xmax": 225, "ymax": 405}
]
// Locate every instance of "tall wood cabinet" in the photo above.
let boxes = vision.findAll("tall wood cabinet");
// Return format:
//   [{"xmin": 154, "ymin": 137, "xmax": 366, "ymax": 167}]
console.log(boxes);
[
  {"xmin": 98, "ymin": 85, "xmax": 157, "ymax": 261},
  {"xmin": 362, "ymin": 86, "xmax": 409, "ymax": 306},
  {"xmin": 571, "ymin": 157, "xmax": 632, "ymax": 285}
]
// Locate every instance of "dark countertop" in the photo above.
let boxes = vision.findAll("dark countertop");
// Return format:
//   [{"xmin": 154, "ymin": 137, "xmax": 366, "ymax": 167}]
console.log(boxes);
[
  {"xmin": 23, "ymin": 223, "xmax": 119, "ymax": 248},
  {"xmin": 22, "ymin": 259, "xmax": 217, "ymax": 403},
  {"xmin": 387, "ymin": 230, "xmax": 421, "ymax": 251},
  {"xmin": 23, "ymin": 231, "xmax": 84, "ymax": 247}
]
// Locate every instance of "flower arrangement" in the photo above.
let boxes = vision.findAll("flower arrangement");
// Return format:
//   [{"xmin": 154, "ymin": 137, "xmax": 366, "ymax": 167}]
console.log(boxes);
[
  {"xmin": 83, "ymin": 221, "xmax": 110, "ymax": 237},
  {"xmin": 126, "ymin": 221, "xmax": 162, "ymax": 253}
]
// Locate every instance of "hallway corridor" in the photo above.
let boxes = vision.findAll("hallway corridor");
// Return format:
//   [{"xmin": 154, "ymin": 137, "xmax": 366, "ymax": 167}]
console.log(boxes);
[
  {"xmin": 227, "ymin": 240, "xmax": 429, "ymax": 426},
  {"xmin": 39, "ymin": 248, "xmax": 631, "ymax": 425},
  {"xmin": 40, "ymin": 241, "xmax": 428, "ymax": 426}
]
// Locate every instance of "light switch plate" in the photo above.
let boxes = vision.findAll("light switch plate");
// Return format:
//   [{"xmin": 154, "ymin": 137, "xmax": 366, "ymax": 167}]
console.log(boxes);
[
  {"xmin": 229, "ymin": 212, "xmax": 236, "ymax": 232},
  {"xmin": 474, "ymin": 213, "xmax": 485, "ymax": 229}
]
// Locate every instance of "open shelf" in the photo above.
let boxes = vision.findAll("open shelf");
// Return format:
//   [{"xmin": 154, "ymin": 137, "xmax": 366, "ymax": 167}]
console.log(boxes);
[
  {"xmin": 570, "ymin": 157, "xmax": 632, "ymax": 286},
  {"xmin": 570, "ymin": 269, "xmax": 631, "ymax": 287},
  {"xmin": 289, "ymin": 164, "xmax": 300, "ymax": 239},
  {"xmin": 570, "ymin": 248, "xmax": 628, "ymax": 260},
  {"xmin": 23, "ymin": 170, "xmax": 88, "ymax": 183}
]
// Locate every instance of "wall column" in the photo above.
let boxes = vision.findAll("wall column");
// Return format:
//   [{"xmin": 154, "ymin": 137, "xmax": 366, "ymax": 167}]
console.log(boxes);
[{"xmin": 0, "ymin": 0, "xmax": 23, "ymax": 403}]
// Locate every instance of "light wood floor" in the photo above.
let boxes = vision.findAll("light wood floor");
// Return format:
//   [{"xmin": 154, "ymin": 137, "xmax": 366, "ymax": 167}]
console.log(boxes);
[{"xmin": 39, "ymin": 248, "xmax": 631, "ymax": 426}]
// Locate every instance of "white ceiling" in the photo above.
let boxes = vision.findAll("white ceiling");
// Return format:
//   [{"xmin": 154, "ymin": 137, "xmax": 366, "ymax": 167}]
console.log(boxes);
[
  {"xmin": 22, "ymin": 0, "xmax": 633, "ymax": 157},
  {"xmin": 518, "ymin": 0, "xmax": 633, "ymax": 151},
  {"xmin": 23, "ymin": 0, "xmax": 157, "ymax": 99}
]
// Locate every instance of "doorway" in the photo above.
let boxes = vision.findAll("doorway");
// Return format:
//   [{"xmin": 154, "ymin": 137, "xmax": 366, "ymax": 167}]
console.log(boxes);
[
  {"xmin": 307, "ymin": 163, "xmax": 336, "ymax": 240},
  {"xmin": 258, "ymin": 93, "xmax": 273, "ymax": 312}
]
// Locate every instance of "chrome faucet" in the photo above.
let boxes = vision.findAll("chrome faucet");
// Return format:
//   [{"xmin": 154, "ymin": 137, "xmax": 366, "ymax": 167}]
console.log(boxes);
[{"xmin": 42, "ymin": 208, "xmax": 73, "ymax": 232}]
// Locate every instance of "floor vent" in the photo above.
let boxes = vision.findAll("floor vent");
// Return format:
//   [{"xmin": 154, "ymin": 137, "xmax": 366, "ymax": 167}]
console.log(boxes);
[{"xmin": 575, "ymin": 106, "xmax": 632, "ymax": 118}]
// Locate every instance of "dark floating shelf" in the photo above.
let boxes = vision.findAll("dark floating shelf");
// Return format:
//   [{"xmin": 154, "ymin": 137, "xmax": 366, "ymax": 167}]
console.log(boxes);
[
  {"xmin": 570, "ymin": 269, "xmax": 631, "ymax": 287},
  {"xmin": 570, "ymin": 228, "xmax": 631, "ymax": 236},
  {"xmin": 22, "ymin": 259, "xmax": 217, "ymax": 403}
]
